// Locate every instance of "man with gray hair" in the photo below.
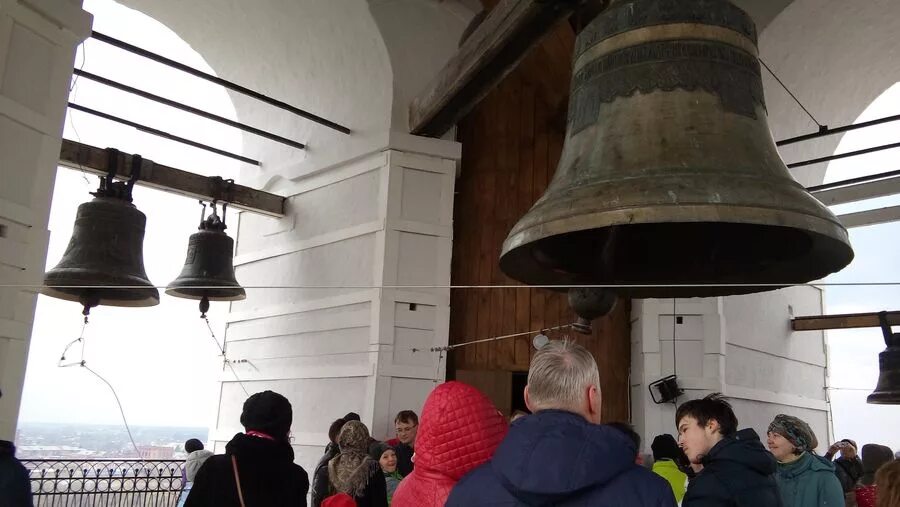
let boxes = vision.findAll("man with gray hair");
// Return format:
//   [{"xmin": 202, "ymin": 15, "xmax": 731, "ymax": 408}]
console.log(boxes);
[{"xmin": 447, "ymin": 340, "xmax": 676, "ymax": 506}]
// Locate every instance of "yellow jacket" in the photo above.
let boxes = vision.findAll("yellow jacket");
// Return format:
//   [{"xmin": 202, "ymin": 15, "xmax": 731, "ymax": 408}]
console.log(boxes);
[{"xmin": 652, "ymin": 458, "xmax": 687, "ymax": 503}]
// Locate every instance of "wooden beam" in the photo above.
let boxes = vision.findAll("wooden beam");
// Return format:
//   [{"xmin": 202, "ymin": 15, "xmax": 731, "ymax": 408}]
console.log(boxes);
[
  {"xmin": 792, "ymin": 311, "xmax": 900, "ymax": 332},
  {"xmin": 409, "ymin": 0, "xmax": 584, "ymax": 137},
  {"xmin": 58, "ymin": 139, "xmax": 285, "ymax": 217}
]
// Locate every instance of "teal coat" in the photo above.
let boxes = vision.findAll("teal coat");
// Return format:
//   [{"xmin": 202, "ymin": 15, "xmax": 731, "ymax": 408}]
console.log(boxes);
[{"xmin": 775, "ymin": 452, "xmax": 845, "ymax": 507}]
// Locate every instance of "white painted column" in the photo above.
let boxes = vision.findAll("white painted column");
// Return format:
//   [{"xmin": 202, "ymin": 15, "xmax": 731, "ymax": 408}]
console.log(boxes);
[
  {"xmin": 215, "ymin": 132, "xmax": 459, "ymax": 474},
  {"xmin": 0, "ymin": 0, "xmax": 91, "ymax": 440},
  {"xmin": 631, "ymin": 287, "xmax": 831, "ymax": 455}
]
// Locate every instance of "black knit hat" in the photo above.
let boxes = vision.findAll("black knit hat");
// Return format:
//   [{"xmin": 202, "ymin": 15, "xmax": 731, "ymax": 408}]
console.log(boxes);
[
  {"xmin": 184, "ymin": 438, "xmax": 204, "ymax": 454},
  {"xmin": 652, "ymin": 434, "xmax": 683, "ymax": 461},
  {"xmin": 240, "ymin": 391, "xmax": 292, "ymax": 440},
  {"xmin": 368, "ymin": 441, "xmax": 393, "ymax": 461}
]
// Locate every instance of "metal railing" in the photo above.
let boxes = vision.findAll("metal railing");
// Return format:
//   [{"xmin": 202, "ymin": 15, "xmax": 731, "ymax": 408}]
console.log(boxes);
[{"xmin": 22, "ymin": 459, "xmax": 186, "ymax": 507}]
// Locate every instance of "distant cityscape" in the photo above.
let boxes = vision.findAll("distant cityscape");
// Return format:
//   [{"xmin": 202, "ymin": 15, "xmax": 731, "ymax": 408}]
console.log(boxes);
[{"xmin": 15, "ymin": 422, "xmax": 208, "ymax": 460}]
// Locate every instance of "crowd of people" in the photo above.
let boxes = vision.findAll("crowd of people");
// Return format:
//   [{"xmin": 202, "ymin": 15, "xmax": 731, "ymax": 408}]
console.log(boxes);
[
  {"xmin": 3, "ymin": 344, "xmax": 899, "ymax": 506},
  {"xmin": 178, "ymin": 341, "xmax": 899, "ymax": 506}
]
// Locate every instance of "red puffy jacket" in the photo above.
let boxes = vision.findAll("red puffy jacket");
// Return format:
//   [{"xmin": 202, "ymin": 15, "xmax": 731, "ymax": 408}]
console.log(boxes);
[{"xmin": 391, "ymin": 381, "xmax": 508, "ymax": 507}]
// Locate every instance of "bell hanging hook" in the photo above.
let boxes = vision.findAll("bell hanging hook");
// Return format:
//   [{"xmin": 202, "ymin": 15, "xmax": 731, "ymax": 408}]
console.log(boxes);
[{"xmin": 198, "ymin": 200, "xmax": 208, "ymax": 223}]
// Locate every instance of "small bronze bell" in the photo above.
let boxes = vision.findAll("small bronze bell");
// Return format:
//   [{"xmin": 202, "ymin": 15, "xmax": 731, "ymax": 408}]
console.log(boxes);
[
  {"xmin": 166, "ymin": 202, "xmax": 245, "ymax": 316},
  {"xmin": 868, "ymin": 312, "xmax": 900, "ymax": 405},
  {"xmin": 500, "ymin": 0, "xmax": 853, "ymax": 298},
  {"xmin": 42, "ymin": 151, "xmax": 159, "ymax": 314}
]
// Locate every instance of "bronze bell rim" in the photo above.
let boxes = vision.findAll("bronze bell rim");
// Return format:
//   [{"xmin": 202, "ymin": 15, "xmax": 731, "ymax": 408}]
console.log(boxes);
[
  {"xmin": 502, "ymin": 203, "xmax": 850, "ymax": 253},
  {"xmin": 500, "ymin": 203, "xmax": 853, "ymax": 297},
  {"xmin": 39, "ymin": 277, "xmax": 159, "ymax": 308},
  {"xmin": 164, "ymin": 285, "xmax": 247, "ymax": 302}
]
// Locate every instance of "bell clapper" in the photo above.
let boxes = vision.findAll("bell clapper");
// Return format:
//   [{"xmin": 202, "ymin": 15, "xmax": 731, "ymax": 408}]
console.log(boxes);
[
  {"xmin": 79, "ymin": 294, "xmax": 100, "ymax": 324},
  {"xmin": 199, "ymin": 295, "xmax": 210, "ymax": 319}
]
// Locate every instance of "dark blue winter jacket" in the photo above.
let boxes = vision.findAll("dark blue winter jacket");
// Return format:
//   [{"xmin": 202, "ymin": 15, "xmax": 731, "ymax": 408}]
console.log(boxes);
[
  {"xmin": 0, "ymin": 440, "xmax": 32, "ymax": 507},
  {"xmin": 683, "ymin": 428, "xmax": 783, "ymax": 507},
  {"xmin": 446, "ymin": 410, "xmax": 677, "ymax": 507}
]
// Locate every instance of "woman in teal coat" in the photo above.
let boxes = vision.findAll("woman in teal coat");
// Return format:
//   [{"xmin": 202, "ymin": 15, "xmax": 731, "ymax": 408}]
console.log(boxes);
[{"xmin": 767, "ymin": 414, "xmax": 844, "ymax": 507}]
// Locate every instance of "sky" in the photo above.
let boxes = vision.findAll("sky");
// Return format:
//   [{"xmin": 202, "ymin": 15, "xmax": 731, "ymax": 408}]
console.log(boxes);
[
  {"xmin": 15, "ymin": 0, "xmax": 900, "ymax": 452},
  {"xmin": 815, "ymin": 83, "xmax": 900, "ymax": 451}
]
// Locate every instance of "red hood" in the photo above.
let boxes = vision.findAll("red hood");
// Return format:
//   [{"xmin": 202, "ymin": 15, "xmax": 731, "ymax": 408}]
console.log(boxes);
[{"xmin": 413, "ymin": 381, "xmax": 508, "ymax": 480}]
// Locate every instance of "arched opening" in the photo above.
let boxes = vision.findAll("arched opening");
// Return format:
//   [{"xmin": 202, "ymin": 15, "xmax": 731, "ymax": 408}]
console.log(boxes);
[{"xmin": 18, "ymin": 0, "xmax": 242, "ymax": 453}]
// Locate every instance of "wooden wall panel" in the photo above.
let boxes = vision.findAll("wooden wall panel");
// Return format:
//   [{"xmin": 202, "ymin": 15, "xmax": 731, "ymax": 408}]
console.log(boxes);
[{"xmin": 448, "ymin": 19, "xmax": 631, "ymax": 422}]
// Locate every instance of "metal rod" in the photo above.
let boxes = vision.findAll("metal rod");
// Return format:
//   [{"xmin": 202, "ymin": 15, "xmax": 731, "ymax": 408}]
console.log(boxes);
[
  {"xmin": 67, "ymin": 102, "xmax": 261, "ymax": 165},
  {"xmin": 73, "ymin": 69, "xmax": 306, "ymax": 150},
  {"xmin": 807, "ymin": 168, "xmax": 900, "ymax": 193},
  {"xmin": 786, "ymin": 140, "xmax": 900, "ymax": 169},
  {"xmin": 760, "ymin": 58, "xmax": 824, "ymax": 128},
  {"xmin": 777, "ymin": 112, "xmax": 900, "ymax": 147},
  {"xmin": 90, "ymin": 30, "xmax": 351, "ymax": 135}
]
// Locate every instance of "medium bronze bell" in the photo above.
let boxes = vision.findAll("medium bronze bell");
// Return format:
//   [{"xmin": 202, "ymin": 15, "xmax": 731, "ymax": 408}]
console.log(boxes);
[
  {"xmin": 42, "ymin": 156, "xmax": 159, "ymax": 312},
  {"xmin": 500, "ymin": 0, "xmax": 854, "ymax": 298},
  {"xmin": 868, "ymin": 312, "xmax": 900, "ymax": 404},
  {"xmin": 166, "ymin": 203, "xmax": 245, "ymax": 311}
]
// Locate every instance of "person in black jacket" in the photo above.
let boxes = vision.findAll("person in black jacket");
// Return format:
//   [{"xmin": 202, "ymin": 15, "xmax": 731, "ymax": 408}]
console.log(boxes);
[
  {"xmin": 313, "ymin": 420, "xmax": 387, "ymax": 507},
  {"xmin": 0, "ymin": 388, "xmax": 31, "ymax": 507},
  {"xmin": 392, "ymin": 410, "xmax": 417, "ymax": 477},
  {"xmin": 185, "ymin": 390, "xmax": 309, "ymax": 506},
  {"xmin": 311, "ymin": 418, "xmax": 350, "ymax": 507},
  {"xmin": 824, "ymin": 438, "xmax": 864, "ymax": 493},
  {"xmin": 677, "ymin": 393, "xmax": 783, "ymax": 507}
]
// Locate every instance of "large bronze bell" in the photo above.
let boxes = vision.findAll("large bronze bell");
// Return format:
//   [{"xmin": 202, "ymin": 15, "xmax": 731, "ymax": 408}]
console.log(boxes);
[
  {"xmin": 500, "ymin": 0, "xmax": 854, "ymax": 298},
  {"xmin": 42, "ymin": 155, "xmax": 159, "ymax": 312},
  {"xmin": 166, "ymin": 202, "xmax": 245, "ymax": 311},
  {"xmin": 868, "ymin": 312, "xmax": 900, "ymax": 404}
]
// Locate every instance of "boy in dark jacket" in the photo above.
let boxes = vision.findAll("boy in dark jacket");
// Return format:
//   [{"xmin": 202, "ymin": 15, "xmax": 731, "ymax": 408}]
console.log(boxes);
[
  {"xmin": 676, "ymin": 393, "xmax": 783, "ymax": 507},
  {"xmin": 185, "ymin": 390, "xmax": 309, "ymax": 507},
  {"xmin": 447, "ymin": 341, "xmax": 676, "ymax": 507}
]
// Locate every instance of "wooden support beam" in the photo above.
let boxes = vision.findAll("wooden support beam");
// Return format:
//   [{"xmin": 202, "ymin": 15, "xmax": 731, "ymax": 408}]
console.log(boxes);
[
  {"xmin": 58, "ymin": 139, "xmax": 285, "ymax": 217},
  {"xmin": 409, "ymin": 0, "xmax": 585, "ymax": 137},
  {"xmin": 792, "ymin": 311, "xmax": 900, "ymax": 332}
]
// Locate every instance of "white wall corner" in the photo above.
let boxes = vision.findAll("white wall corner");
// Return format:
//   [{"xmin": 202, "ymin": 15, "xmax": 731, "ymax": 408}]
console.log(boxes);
[
  {"xmin": 386, "ymin": 131, "xmax": 461, "ymax": 162},
  {"xmin": 9, "ymin": 0, "xmax": 92, "ymax": 41}
]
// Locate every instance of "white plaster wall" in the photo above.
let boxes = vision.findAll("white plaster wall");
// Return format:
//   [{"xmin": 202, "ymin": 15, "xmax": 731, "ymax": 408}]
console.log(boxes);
[
  {"xmin": 0, "ymin": 0, "xmax": 91, "ymax": 440},
  {"xmin": 117, "ymin": 0, "xmax": 473, "ymax": 189},
  {"xmin": 631, "ymin": 288, "xmax": 830, "ymax": 455},
  {"xmin": 368, "ymin": 0, "xmax": 477, "ymax": 131},
  {"xmin": 212, "ymin": 135, "xmax": 458, "ymax": 478},
  {"xmin": 116, "ymin": 0, "xmax": 394, "ymax": 186}
]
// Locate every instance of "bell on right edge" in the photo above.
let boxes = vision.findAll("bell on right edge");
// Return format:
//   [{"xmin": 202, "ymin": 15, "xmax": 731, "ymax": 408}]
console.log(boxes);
[
  {"xmin": 868, "ymin": 312, "xmax": 900, "ymax": 404},
  {"xmin": 499, "ymin": 0, "xmax": 854, "ymax": 298}
]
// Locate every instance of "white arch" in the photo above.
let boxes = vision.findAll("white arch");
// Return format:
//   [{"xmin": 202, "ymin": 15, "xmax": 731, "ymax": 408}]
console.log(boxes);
[{"xmin": 760, "ymin": 0, "xmax": 900, "ymax": 187}]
